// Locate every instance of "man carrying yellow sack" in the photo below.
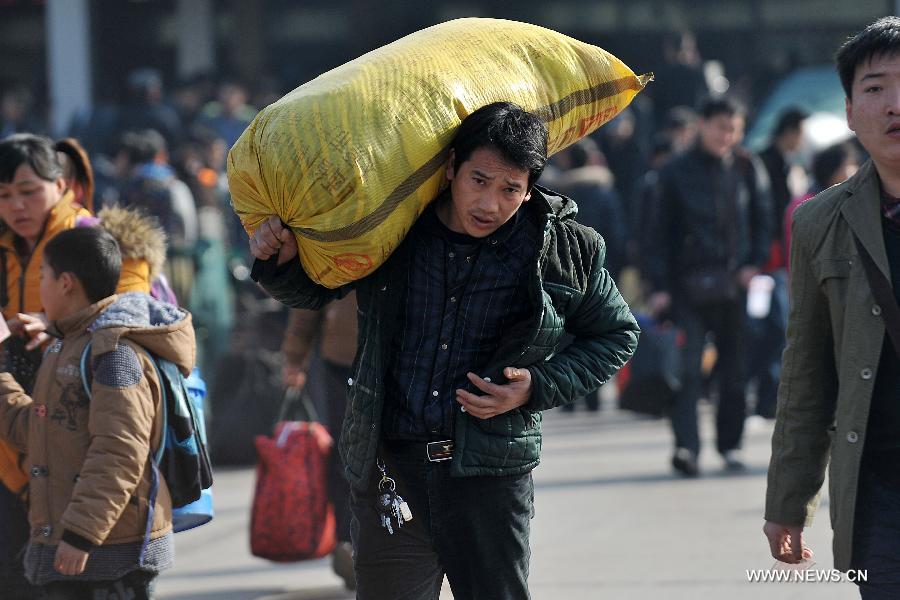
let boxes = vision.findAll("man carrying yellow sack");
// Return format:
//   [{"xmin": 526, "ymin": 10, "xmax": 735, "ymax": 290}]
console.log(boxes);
[{"xmin": 250, "ymin": 102, "xmax": 639, "ymax": 598}]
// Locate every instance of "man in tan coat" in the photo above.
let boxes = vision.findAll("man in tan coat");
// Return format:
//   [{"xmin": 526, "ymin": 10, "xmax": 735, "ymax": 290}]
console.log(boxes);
[{"xmin": 764, "ymin": 17, "xmax": 900, "ymax": 598}]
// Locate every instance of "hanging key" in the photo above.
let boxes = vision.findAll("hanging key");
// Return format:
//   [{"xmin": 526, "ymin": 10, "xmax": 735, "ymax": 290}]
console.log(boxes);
[
  {"xmin": 394, "ymin": 492, "xmax": 413, "ymax": 523},
  {"xmin": 377, "ymin": 489, "xmax": 398, "ymax": 534}
]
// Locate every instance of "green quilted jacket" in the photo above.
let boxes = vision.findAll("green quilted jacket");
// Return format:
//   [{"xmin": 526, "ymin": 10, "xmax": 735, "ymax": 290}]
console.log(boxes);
[{"xmin": 257, "ymin": 186, "xmax": 640, "ymax": 490}]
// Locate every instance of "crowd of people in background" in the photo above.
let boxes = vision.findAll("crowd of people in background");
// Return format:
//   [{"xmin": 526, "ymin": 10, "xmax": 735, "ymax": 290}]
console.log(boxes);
[
  {"xmin": 0, "ymin": 41, "xmax": 865, "ymax": 473},
  {"xmin": 0, "ymin": 27, "xmax": 870, "ymax": 596}
]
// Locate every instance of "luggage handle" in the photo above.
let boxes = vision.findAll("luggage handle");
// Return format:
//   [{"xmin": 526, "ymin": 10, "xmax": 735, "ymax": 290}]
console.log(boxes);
[{"xmin": 277, "ymin": 386, "xmax": 320, "ymax": 425}]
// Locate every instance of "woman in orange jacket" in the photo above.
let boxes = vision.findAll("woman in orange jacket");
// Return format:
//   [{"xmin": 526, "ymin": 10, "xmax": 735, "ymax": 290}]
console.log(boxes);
[{"xmin": 0, "ymin": 134, "xmax": 169, "ymax": 598}]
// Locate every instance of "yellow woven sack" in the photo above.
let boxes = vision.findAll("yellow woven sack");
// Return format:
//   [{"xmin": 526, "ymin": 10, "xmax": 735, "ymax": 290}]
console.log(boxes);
[{"xmin": 228, "ymin": 18, "xmax": 650, "ymax": 288}]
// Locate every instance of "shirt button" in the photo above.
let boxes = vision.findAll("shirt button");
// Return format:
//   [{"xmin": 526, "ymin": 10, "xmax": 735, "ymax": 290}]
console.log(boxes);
[
  {"xmin": 484, "ymin": 377, "xmax": 492, "ymax": 383},
  {"xmin": 873, "ymin": 305, "xmax": 882, "ymax": 316},
  {"xmin": 441, "ymin": 343, "xmax": 448, "ymax": 350},
  {"xmin": 448, "ymin": 252, "xmax": 455, "ymax": 258},
  {"xmin": 847, "ymin": 431, "xmax": 859, "ymax": 444},
  {"xmin": 861, "ymin": 368, "xmax": 873, "ymax": 380},
  {"xmin": 347, "ymin": 378, "xmax": 354, "ymax": 386},
  {"xmin": 432, "ymin": 390, "xmax": 439, "ymax": 397},
  {"xmin": 450, "ymin": 296, "xmax": 457, "ymax": 303}
]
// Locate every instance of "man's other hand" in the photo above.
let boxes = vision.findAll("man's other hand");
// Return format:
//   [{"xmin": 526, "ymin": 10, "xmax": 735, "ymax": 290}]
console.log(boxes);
[
  {"xmin": 646, "ymin": 291, "xmax": 671, "ymax": 318},
  {"xmin": 249, "ymin": 215, "xmax": 298, "ymax": 265},
  {"xmin": 737, "ymin": 266, "xmax": 761, "ymax": 290},
  {"xmin": 282, "ymin": 363, "xmax": 307, "ymax": 389},
  {"xmin": 456, "ymin": 367, "xmax": 532, "ymax": 419},
  {"xmin": 764, "ymin": 521, "xmax": 813, "ymax": 564}
]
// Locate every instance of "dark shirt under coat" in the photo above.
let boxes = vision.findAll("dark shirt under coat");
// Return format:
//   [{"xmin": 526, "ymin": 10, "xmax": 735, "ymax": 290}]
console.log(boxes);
[
  {"xmin": 382, "ymin": 200, "xmax": 538, "ymax": 441},
  {"xmin": 862, "ymin": 217, "xmax": 900, "ymax": 485}
]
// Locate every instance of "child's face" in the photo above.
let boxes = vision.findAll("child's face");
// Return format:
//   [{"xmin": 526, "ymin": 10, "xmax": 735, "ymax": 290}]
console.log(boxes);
[{"xmin": 39, "ymin": 260, "xmax": 66, "ymax": 321}]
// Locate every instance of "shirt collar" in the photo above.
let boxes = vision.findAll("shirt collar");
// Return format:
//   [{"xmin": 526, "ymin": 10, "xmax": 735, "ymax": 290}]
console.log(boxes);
[{"xmin": 880, "ymin": 186, "xmax": 900, "ymax": 224}]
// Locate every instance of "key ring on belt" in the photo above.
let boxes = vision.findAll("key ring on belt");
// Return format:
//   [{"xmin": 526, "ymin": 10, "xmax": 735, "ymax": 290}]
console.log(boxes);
[{"xmin": 376, "ymin": 457, "xmax": 396, "ymax": 491}]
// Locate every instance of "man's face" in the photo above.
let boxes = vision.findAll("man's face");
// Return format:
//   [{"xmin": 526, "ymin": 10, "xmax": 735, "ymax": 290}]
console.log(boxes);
[
  {"xmin": 443, "ymin": 146, "xmax": 532, "ymax": 238},
  {"xmin": 846, "ymin": 52, "xmax": 900, "ymax": 167},
  {"xmin": 698, "ymin": 113, "xmax": 745, "ymax": 159},
  {"xmin": 782, "ymin": 126, "xmax": 805, "ymax": 155}
]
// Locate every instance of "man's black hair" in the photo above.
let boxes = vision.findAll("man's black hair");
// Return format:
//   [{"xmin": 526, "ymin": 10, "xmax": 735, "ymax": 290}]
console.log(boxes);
[
  {"xmin": 773, "ymin": 107, "xmax": 809, "ymax": 138},
  {"xmin": 0, "ymin": 134, "xmax": 63, "ymax": 184},
  {"xmin": 451, "ymin": 102, "xmax": 548, "ymax": 189},
  {"xmin": 44, "ymin": 228, "xmax": 121, "ymax": 303},
  {"xmin": 836, "ymin": 17, "xmax": 900, "ymax": 99},
  {"xmin": 812, "ymin": 141, "xmax": 857, "ymax": 189},
  {"xmin": 697, "ymin": 96, "xmax": 746, "ymax": 120},
  {"xmin": 112, "ymin": 129, "xmax": 166, "ymax": 166},
  {"xmin": 664, "ymin": 106, "xmax": 698, "ymax": 130},
  {"xmin": 566, "ymin": 137, "xmax": 601, "ymax": 170}
]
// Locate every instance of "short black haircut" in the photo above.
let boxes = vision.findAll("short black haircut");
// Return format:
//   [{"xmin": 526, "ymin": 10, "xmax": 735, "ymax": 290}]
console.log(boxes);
[
  {"xmin": 566, "ymin": 137, "xmax": 601, "ymax": 170},
  {"xmin": 664, "ymin": 106, "xmax": 698, "ymax": 131},
  {"xmin": 0, "ymin": 134, "xmax": 63, "ymax": 183},
  {"xmin": 773, "ymin": 107, "xmax": 809, "ymax": 138},
  {"xmin": 112, "ymin": 129, "xmax": 166, "ymax": 165},
  {"xmin": 451, "ymin": 102, "xmax": 548, "ymax": 189},
  {"xmin": 697, "ymin": 96, "xmax": 746, "ymax": 120},
  {"xmin": 836, "ymin": 17, "xmax": 900, "ymax": 98},
  {"xmin": 812, "ymin": 141, "xmax": 857, "ymax": 189},
  {"xmin": 44, "ymin": 227, "xmax": 121, "ymax": 303}
]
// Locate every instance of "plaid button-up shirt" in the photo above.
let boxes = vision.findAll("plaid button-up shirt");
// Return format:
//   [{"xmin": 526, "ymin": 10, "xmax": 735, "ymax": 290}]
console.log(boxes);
[{"xmin": 382, "ymin": 201, "xmax": 538, "ymax": 440}]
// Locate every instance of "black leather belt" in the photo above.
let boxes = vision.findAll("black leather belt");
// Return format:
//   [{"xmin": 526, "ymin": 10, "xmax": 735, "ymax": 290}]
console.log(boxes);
[{"xmin": 384, "ymin": 439, "xmax": 455, "ymax": 462}]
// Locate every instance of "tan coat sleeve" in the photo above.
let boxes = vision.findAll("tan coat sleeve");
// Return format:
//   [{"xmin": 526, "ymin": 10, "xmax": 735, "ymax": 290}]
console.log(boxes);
[
  {"xmin": 59, "ymin": 341, "xmax": 157, "ymax": 545},
  {"xmin": 0, "ymin": 372, "xmax": 33, "ymax": 453},
  {"xmin": 764, "ymin": 206, "xmax": 838, "ymax": 527}
]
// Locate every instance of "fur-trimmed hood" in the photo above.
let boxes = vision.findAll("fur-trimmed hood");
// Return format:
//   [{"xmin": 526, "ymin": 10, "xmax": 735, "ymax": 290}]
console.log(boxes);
[{"xmin": 97, "ymin": 206, "xmax": 167, "ymax": 280}]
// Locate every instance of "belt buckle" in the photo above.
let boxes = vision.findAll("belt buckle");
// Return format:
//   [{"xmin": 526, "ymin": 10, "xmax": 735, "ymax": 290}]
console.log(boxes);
[{"xmin": 426, "ymin": 440, "xmax": 454, "ymax": 462}]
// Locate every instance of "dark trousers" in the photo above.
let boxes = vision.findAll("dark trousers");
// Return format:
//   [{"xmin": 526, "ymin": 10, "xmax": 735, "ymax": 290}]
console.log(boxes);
[
  {"xmin": 853, "ymin": 468, "xmax": 900, "ymax": 598},
  {"xmin": 669, "ymin": 299, "xmax": 747, "ymax": 455},
  {"xmin": 36, "ymin": 570, "xmax": 155, "ymax": 600},
  {"xmin": 350, "ymin": 442, "xmax": 534, "ymax": 600},
  {"xmin": 307, "ymin": 356, "xmax": 352, "ymax": 543},
  {"xmin": 0, "ymin": 483, "xmax": 34, "ymax": 599},
  {"xmin": 746, "ymin": 271, "xmax": 787, "ymax": 418}
]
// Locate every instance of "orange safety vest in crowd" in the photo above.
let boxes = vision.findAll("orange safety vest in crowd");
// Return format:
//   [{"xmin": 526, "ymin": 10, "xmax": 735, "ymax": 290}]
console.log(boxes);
[{"xmin": 0, "ymin": 192, "xmax": 154, "ymax": 492}]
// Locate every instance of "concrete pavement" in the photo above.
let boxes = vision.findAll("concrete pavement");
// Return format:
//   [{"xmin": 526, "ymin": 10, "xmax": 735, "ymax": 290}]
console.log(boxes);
[{"xmin": 156, "ymin": 403, "xmax": 859, "ymax": 600}]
